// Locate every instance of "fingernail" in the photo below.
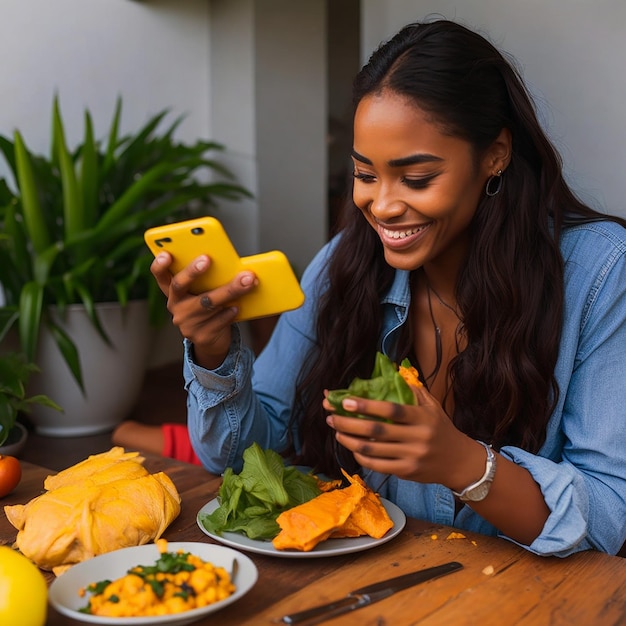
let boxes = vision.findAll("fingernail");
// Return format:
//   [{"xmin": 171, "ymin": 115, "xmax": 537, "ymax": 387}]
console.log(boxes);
[
  {"xmin": 326, "ymin": 416, "xmax": 333, "ymax": 426},
  {"xmin": 195, "ymin": 256, "xmax": 209, "ymax": 271},
  {"xmin": 156, "ymin": 253, "xmax": 169, "ymax": 264},
  {"xmin": 240, "ymin": 272, "xmax": 256, "ymax": 287},
  {"xmin": 342, "ymin": 398, "xmax": 358, "ymax": 411}
]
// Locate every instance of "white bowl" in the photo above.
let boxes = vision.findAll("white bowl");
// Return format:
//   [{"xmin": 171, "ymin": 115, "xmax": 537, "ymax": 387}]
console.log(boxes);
[{"xmin": 48, "ymin": 542, "xmax": 257, "ymax": 626}]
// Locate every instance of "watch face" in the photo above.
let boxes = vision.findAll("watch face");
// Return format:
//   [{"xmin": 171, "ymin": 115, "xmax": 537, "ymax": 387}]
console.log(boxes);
[{"xmin": 461, "ymin": 481, "xmax": 492, "ymax": 502}]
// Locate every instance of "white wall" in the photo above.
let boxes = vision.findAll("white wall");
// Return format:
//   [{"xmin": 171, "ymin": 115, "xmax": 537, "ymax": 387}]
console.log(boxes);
[
  {"xmin": 0, "ymin": 0, "xmax": 212, "ymax": 160},
  {"xmin": 361, "ymin": 0, "xmax": 626, "ymax": 217},
  {"xmin": 209, "ymin": 0, "xmax": 327, "ymax": 274},
  {"xmin": 254, "ymin": 1, "xmax": 327, "ymax": 274}
]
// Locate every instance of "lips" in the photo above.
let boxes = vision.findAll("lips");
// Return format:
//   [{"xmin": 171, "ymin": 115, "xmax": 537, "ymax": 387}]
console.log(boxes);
[{"xmin": 378, "ymin": 223, "xmax": 431, "ymax": 248}]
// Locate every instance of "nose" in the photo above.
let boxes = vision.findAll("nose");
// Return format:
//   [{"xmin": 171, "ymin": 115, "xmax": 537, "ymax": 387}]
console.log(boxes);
[{"xmin": 366, "ymin": 184, "xmax": 407, "ymax": 221}]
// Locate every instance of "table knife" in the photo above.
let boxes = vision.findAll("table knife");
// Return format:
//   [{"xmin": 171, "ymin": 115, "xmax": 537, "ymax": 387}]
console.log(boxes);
[{"xmin": 276, "ymin": 560, "xmax": 463, "ymax": 625}]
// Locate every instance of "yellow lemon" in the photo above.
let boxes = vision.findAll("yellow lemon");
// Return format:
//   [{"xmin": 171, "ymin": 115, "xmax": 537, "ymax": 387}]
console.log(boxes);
[{"xmin": 0, "ymin": 546, "xmax": 47, "ymax": 626}]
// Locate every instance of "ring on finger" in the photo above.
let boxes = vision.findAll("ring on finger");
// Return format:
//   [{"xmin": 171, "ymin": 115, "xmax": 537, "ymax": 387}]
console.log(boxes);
[{"xmin": 200, "ymin": 295, "xmax": 216, "ymax": 311}]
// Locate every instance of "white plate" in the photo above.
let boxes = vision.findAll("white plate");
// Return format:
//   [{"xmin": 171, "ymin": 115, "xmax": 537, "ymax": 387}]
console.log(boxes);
[
  {"xmin": 48, "ymin": 542, "xmax": 257, "ymax": 626},
  {"xmin": 196, "ymin": 497, "xmax": 406, "ymax": 558}
]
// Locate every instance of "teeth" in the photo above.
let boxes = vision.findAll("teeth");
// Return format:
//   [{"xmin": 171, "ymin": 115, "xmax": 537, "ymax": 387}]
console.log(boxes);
[{"xmin": 381, "ymin": 225, "xmax": 426, "ymax": 239}]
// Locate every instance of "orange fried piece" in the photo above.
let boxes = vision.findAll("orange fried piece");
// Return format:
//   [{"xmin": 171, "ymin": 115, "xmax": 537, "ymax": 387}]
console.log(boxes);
[
  {"xmin": 273, "ymin": 471, "xmax": 393, "ymax": 551},
  {"xmin": 331, "ymin": 484, "xmax": 393, "ymax": 539},
  {"xmin": 399, "ymin": 364, "xmax": 423, "ymax": 388},
  {"xmin": 316, "ymin": 476, "xmax": 344, "ymax": 492},
  {"xmin": 273, "ymin": 481, "xmax": 364, "ymax": 551}
]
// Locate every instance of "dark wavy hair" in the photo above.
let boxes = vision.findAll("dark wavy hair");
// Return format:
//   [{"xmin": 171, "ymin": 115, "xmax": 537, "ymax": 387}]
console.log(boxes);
[{"xmin": 290, "ymin": 19, "xmax": 626, "ymax": 477}]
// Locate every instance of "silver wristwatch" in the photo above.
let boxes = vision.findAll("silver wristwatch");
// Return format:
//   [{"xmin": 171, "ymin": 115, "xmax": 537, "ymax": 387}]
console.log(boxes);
[{"xmin": 452, "ymin": 441, "xmax": 496, "ymax": 502}]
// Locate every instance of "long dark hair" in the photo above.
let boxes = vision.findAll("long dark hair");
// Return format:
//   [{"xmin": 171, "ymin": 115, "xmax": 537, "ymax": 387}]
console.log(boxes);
[{"xmin": 291, "ymin": 19, "xmax": 626, "ymax": 476}]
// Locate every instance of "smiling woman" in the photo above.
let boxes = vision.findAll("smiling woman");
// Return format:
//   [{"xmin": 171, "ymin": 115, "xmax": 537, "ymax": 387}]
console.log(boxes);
[
  {"xmin": 351, "ymin": 92, "xmax": 506, "ymax": 274},
  {"xmin": 146, "ymin": 18, "xmax": 626, "ymax": 559}
]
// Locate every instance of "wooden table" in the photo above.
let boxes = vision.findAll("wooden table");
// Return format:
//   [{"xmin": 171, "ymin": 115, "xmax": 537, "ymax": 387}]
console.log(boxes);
[{"xmin": 2, "ymin": 456, "xmax": 626, "ymax": 625}]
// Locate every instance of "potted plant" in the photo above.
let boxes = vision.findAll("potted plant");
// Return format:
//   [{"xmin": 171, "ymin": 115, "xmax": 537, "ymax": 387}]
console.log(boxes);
[
  {"xmin": 0, "ymin": 339, "xmax": 61, "ymax": 456},
  {"xmin": 0, "ymin": 96, "xmax": 250, "ymax": 435}
]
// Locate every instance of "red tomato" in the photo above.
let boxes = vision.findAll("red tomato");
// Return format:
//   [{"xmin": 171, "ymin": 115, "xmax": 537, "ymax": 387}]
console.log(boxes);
[{"xmin": 0, "ymin": 455, "xmax": 22, "ymax": 498}]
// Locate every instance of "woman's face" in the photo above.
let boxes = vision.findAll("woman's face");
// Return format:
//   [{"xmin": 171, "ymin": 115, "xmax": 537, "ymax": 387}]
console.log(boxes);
[{"xmin": 352, "ymin": 91, "xmax": 494, "ymax": 272}]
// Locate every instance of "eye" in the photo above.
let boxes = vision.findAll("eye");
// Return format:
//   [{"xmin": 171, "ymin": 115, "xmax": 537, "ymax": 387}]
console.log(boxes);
[
  {"xmin": 402, "ymin": 174, "xmax": 437, "ymax": 190},
  {"xmin": 352, "ymin": 171, "xmax": 376, "ymax": 183}
]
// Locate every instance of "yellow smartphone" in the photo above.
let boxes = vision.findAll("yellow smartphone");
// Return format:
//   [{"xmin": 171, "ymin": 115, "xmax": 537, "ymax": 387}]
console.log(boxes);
[{"xmin": 144, "ymin": 217, "xmax": 305, "ymax": 321}]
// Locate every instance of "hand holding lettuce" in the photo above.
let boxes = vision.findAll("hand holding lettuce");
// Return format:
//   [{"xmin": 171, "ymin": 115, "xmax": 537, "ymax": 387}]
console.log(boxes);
[
  {"xmin": 326, "ymin": 352, "xmax": 422, "ymax": 422},
  {"xmin": 200, "ymin": 355, "xmax": 423, "ymax": 540}
]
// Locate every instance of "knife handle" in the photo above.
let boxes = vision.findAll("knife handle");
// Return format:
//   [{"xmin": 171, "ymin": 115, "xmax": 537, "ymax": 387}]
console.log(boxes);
[{"xmin": 276, "ymin": 595, "xmax": 360, "ymax": 624}]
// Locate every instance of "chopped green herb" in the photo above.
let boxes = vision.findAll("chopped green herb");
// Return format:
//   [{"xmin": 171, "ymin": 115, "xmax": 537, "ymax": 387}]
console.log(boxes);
[{"xmin": 87, "ymin": 580, "xmax": 112, "ymax": 595}]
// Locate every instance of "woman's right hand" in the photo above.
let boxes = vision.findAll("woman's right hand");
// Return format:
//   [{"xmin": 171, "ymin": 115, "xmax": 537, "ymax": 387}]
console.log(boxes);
[{"xmin": 150, "ymin": 252, "xmax": 258, "ymax": 369}]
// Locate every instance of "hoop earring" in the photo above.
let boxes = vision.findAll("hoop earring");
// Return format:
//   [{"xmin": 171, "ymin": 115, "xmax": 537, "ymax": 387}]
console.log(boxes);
[{"xmin": 485, "ymin": 169, "xmax": 503, "ymax": 196}]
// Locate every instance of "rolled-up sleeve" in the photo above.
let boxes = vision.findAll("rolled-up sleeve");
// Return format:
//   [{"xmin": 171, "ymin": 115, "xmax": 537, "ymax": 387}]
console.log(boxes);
[
  {"xmin": 182, "ymin": 240, "xmax": 336, "ymax": 474},
  {"xmin": 183, "ymin": 327, "xmax": 261, "ymax": 473},
  {"xmin": 500, "ymin": 223, "xmax": 626, "ymax": 556},
  {"xmin": 499, "ymin": 447, "xmax": 590, "ymax": 555}
]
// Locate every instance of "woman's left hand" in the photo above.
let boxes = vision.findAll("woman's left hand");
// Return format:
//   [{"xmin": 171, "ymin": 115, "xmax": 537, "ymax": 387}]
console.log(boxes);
[{"xmin": 323, "ymin": 386, "xmax": 474, "ymax": 487}]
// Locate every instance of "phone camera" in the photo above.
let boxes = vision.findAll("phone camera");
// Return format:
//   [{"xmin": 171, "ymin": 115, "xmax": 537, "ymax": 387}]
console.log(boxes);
[{"xmin": 191, "ymin": 227, "xmax": 205, "ymax": 236}]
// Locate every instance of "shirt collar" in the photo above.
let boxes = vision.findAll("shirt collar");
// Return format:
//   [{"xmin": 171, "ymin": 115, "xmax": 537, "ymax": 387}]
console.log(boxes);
[{"xmin": 381, "ymin": 269, "xmax": 412, "ymax": 308}]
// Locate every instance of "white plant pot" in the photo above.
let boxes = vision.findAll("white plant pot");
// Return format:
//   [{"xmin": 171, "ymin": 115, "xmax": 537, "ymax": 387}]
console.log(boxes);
[
  {"xmin": 0, "ymin": 421, "xmax": 28, "ymax": 457},
  {"xmin": 28, "ymin": 301, "xmax": 154, "ymax": 437}
]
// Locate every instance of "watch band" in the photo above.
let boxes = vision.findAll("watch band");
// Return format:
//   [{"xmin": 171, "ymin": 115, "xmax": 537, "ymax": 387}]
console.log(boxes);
[{"xmin": 451, "ymin": 440, "xmax": 496, "ymax": 502}]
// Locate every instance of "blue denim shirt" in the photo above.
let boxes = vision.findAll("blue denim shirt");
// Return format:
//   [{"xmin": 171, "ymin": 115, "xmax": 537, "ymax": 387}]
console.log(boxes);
[{"xmin": 183, "ymin": 220, "xmax": 626, "ymax": 557}]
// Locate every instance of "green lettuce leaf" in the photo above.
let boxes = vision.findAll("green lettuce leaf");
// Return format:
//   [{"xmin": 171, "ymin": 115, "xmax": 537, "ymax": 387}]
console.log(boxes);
[
  {"xmin": 199, "ymin": 443, "xmax": 322, "ymax": 540},
  {"xmin": 326, "ymin": 352, "xmax": 416, "ymax": 422}
]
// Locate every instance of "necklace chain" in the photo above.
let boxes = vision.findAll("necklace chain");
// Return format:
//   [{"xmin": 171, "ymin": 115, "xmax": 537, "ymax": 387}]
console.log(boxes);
[
  {"xmin": 426, "ymin": 281, "xmax": 460, "ymax": 318},
  {"xmin": 423, "ymin": 277, "xmax": 463, "ymax": 387},
  {"xmin": 424, "ymin": 282, "xmax": 443, "ymax": 384}
]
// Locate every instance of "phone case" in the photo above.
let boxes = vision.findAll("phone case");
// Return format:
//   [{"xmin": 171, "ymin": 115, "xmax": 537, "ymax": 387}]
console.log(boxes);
[
  {"xmin": 144, "ymin": 217, "xmax": 305, "ymax": 321},
  {"xmin": 238, "ymin": 251, "xmax": 305, "ymax": 320},
  {"xmin": 144, "ymin": 217, "xmax": 243, "ymax": 292}
]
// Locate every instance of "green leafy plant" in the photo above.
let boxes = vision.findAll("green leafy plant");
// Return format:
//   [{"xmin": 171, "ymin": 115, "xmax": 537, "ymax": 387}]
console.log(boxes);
[
  {"xmin": 0, "ymin": 350, "xmax": 62, "ymax": 447},
  {"xmin": 0, "ymin": 96, "xmax": 251, "ymax": 389}
]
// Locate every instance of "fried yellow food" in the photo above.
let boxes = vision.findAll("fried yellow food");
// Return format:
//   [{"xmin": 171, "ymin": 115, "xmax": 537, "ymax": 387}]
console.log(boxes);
[
  {"xmin": 79, "ymin": 539, "xmax": 235, "ymax": 617},
  {"xmin": 315, "ymin": 476, "xmax": 344, "ymax": 492},
  {"xmin": 398, "ymin": 363, "xmax": 423, "ymax": 388},
  {"xmin": 4, "ymin": 447, "xmax": 181, "ymax": 575},
  {"xmin": 43, "ymin": 447, "xmax": 147, "ymax": 490},
  {"xmin": 329, "ymin": 474, "xmax": 393, "ymax": 539},
  {"xmin": 272, "ymin": 471, "xmax": 393, "ymax": 551}
]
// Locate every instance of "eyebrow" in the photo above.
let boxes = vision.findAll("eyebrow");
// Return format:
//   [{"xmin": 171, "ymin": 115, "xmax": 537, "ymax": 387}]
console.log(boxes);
[{"xmin": 351, "ymin": 149, "xmax": 443, "ymax": 167}]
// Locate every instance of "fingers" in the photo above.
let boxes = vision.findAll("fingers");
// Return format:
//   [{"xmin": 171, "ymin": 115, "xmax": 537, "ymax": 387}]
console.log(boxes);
[
  {"xmin": 337, "ymin": 396, "xmax": 412, "ymax": 423},
  {"xmin": 328, "ymin": 416, "xmax": 427, "ymax": 478},
  {"xmin": 169, "ymin": 255, "xmax": 211, "ymax": 295},
  {"xmin": 200, "ymin": 294, "xmax": 217, "ymax": 312},
  {"xmin": 413, "ymin": 384, "xmax": 436, "ymax": 407},
  {"xmin": 327, "ymin": 412, "xmax": 420, "ymax": 443},
  {"xmin": 151, "ymin": 252, "xmax": 259, "ymax": 308},
  {"xmin": 323, "ymin": 386, "xmax": 462, "ymax": 483},
  {"xmin": 204, "ymin": 271, "xmax": 258, "ymax": 308},
  {"xmin": 150, "ymin": 252, "xmax": 174, "ymax": 296}
]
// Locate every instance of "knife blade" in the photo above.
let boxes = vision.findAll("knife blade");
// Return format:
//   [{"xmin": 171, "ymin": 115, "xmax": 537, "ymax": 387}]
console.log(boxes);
[{"xmin": 276, "ymin": 561, "xmax": 463, "ymax": 625}]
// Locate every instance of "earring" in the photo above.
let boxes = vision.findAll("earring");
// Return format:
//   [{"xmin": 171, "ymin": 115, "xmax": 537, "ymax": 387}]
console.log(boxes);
[{"xmin": 485, "ymin": 169, "xmax": 503, "ymax": 196}]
